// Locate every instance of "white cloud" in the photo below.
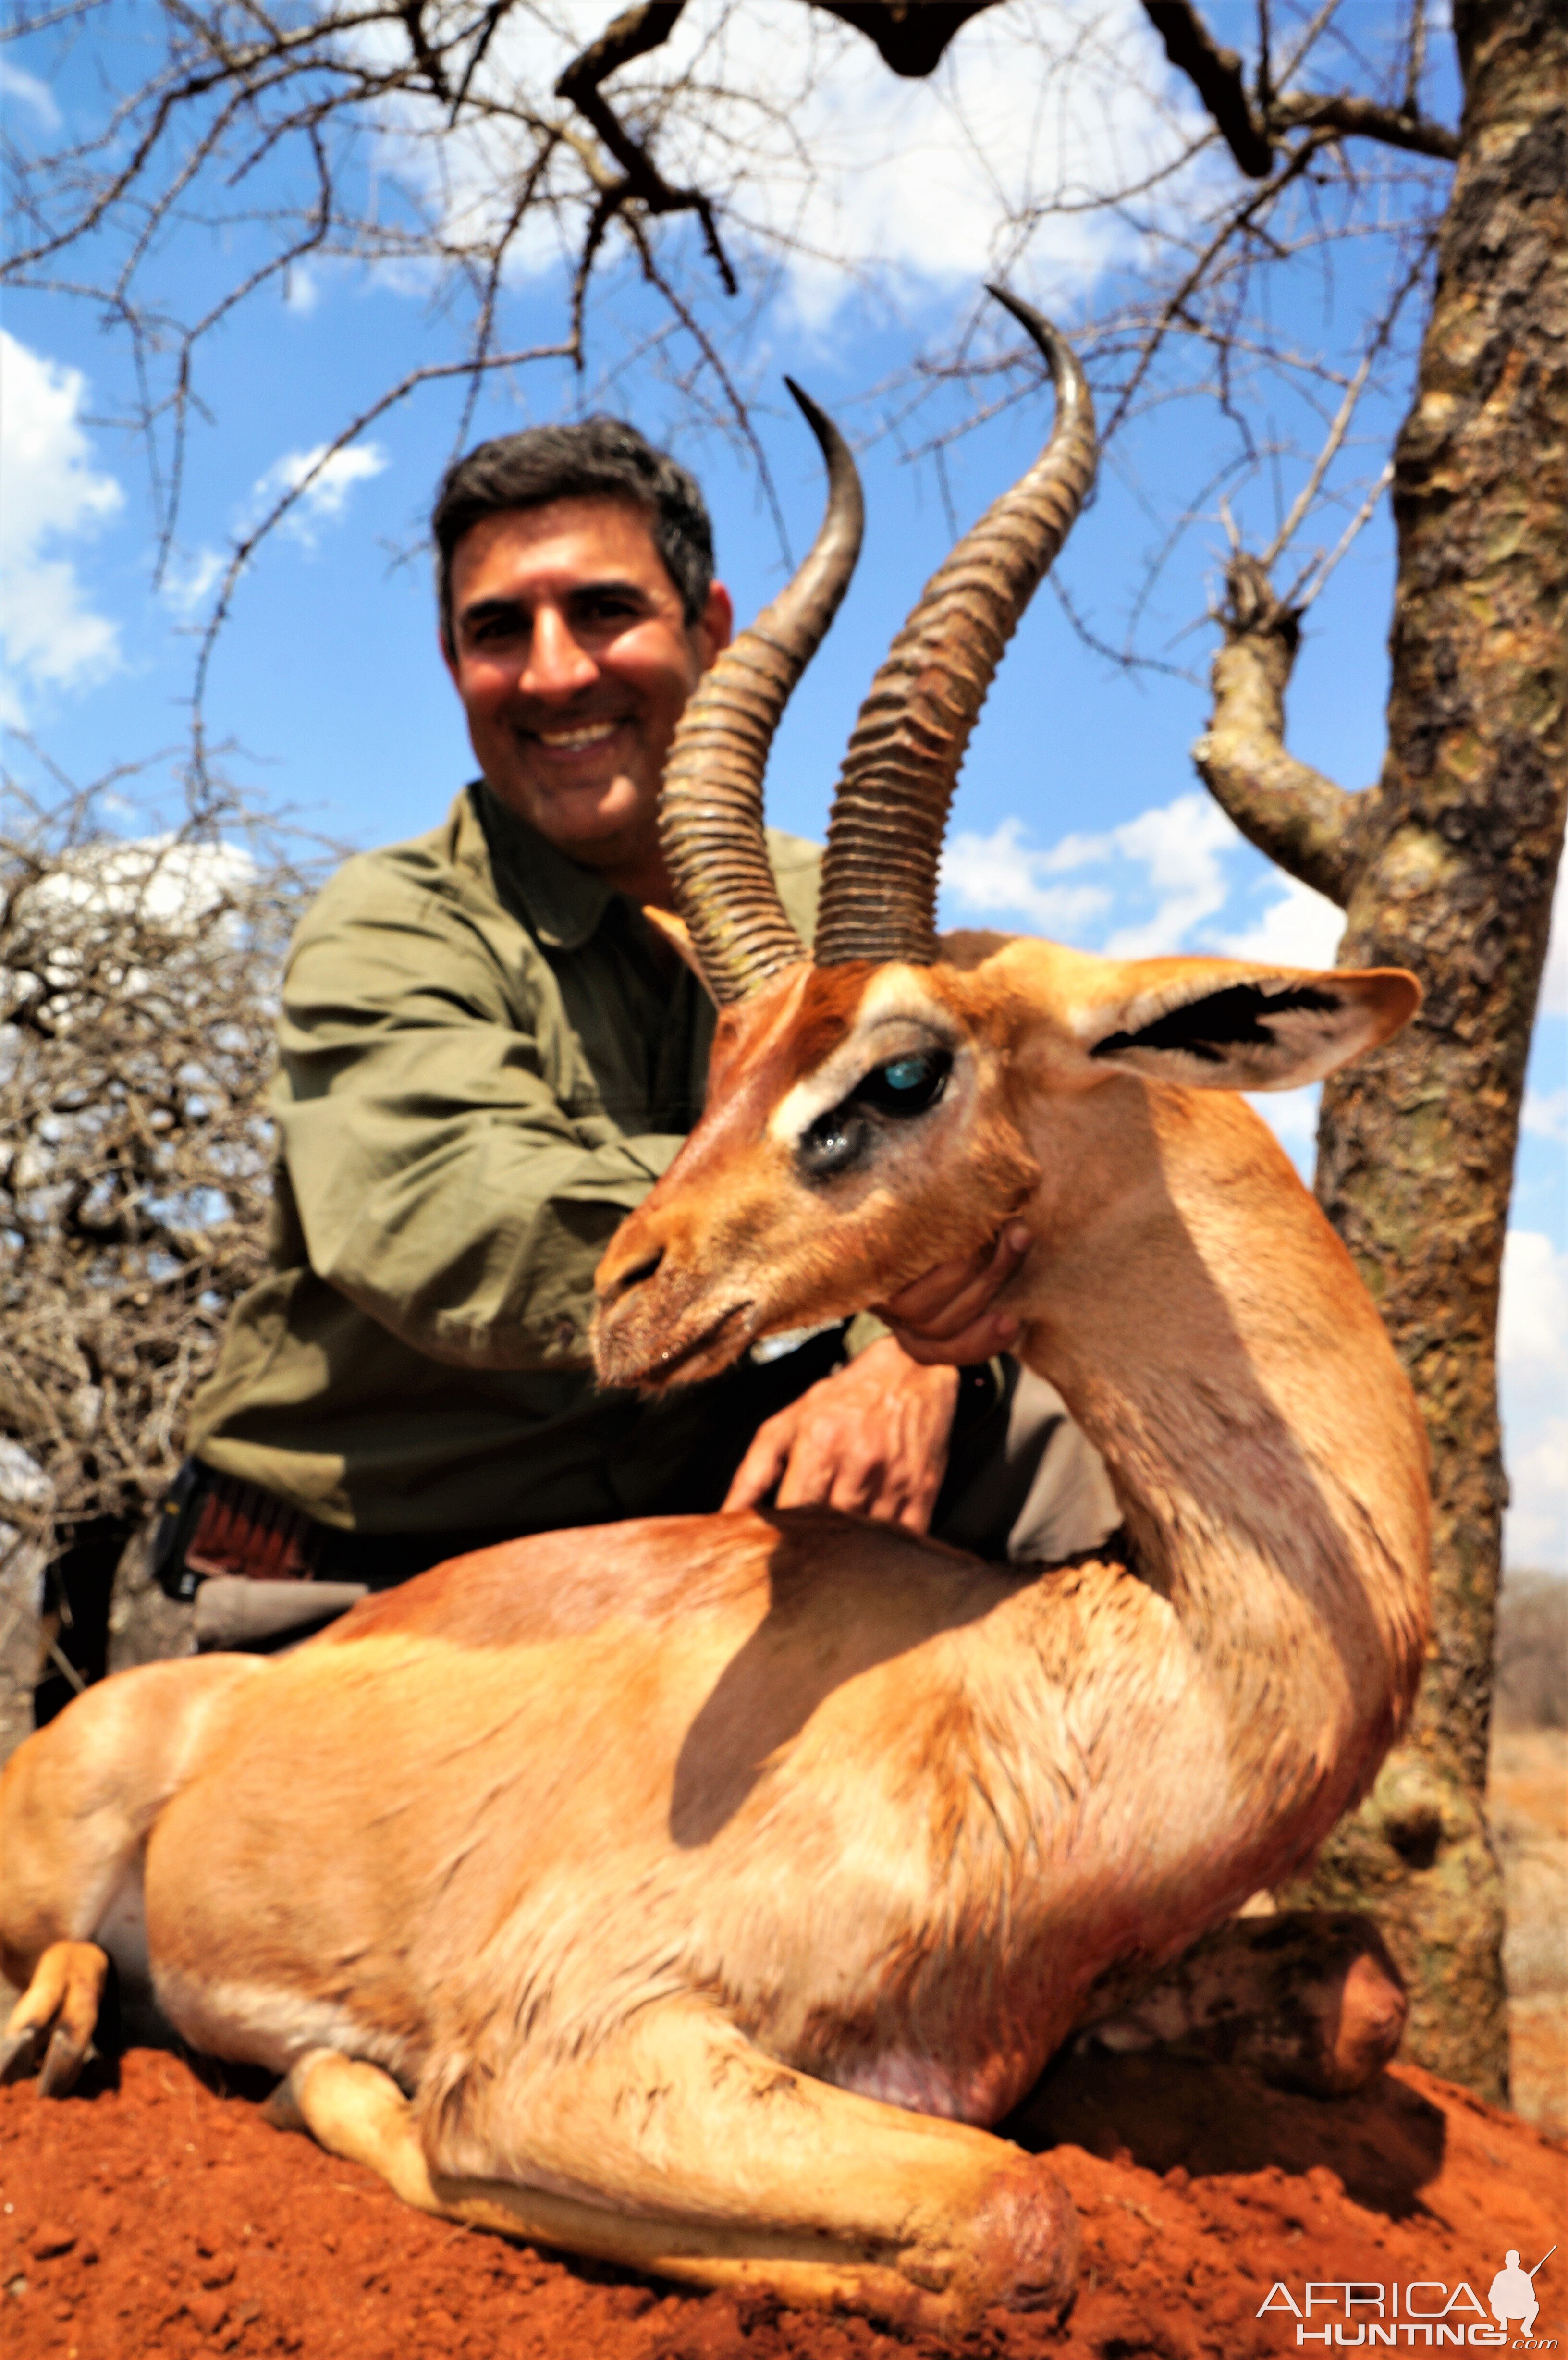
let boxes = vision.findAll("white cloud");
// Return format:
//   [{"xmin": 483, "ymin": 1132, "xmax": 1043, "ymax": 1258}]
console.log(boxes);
[
  {"xmin": 941, "ymin": 790, "xmax": 1239, "ymax": 960},
  {"xmin": 1523, "ymin": 1084, "xmax": 1568, "ymax": 1143},
  {"xmin": 161, "ymin": 545, "xmax": 226, "ymax": 616},
  {"xmin": 941, "ymin": 791, "xmax": 1352, "ymax": 1174},
  {"xmin": 0, "ymin": 331, "xmax": 123, "ymax": 721},
  {"xmin": 1220, "ymin": 873, "xmax": 1345, "ymax": 971},
  {"xmin": 282, "ymin": 264, "xmax": 321, "ymax": 316},
  {"xmin": 939, "ymin": 815, "xmax": 1112, "ymax": 934},
  {"xmin": 0, "ymin": 57, "xmax": 61, "ymax": 132},
  {"xmin": 253, "ymin": 441, "xmax": 389, "ymax": 544},
  {"xmin": 369, "ymin": 0, "xmax": 1203, "ymax": 329},
  {"xmin": 1099, "ymin": 794, "xmax": 1236, "ymax": 958},
  {"xmin": 1499, "ymin": 1229, "xmax": 1568, "ymax": 1573}
]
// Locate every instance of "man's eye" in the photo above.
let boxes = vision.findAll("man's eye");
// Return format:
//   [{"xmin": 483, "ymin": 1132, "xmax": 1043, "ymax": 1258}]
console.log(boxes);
[{"xmin": 853, "ymin": 1049, "xmax": 952, "ymax": 1118}]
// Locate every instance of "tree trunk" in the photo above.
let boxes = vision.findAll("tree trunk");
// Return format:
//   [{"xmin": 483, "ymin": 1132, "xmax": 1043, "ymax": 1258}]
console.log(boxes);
[{"xmin": 1197, "ymin": 0, "xmax": 1566, "ymax": 2096}]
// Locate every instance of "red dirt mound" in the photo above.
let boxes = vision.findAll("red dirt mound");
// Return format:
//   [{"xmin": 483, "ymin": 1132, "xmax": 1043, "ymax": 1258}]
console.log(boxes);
[{"xmin": 2, "ymin": 2046, "xmax": 1563, "ymax": 2359}]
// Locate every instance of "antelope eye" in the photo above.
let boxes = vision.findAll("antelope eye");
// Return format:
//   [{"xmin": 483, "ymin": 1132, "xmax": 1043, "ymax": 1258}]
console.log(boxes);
[
  {"xmin": 855, "ymin": 1048, "xmax": 952, "ymax": 1118},
  {"xmin": 796, "ymin": 1047, "xmax": 952, "ymax": 1183}
]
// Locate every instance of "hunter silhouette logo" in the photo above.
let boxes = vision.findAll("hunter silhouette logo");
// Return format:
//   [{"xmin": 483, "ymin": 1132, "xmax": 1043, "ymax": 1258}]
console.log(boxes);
[
  {"xmin": 1256, "ymin": 2250, "xmax": 1558, "ymax": 2346},
  {"xmin": 1490, "ymin": 2251, "xmax": 1555, "ymax": 2341}
]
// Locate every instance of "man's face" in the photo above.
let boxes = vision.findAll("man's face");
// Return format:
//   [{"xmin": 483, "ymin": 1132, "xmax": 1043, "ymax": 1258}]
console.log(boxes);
[{"xmin": 442, "ymin": 497, "xmax": 732, "ymax": 880}]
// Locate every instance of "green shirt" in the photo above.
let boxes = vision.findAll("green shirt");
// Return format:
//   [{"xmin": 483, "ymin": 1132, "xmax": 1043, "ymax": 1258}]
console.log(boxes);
[{"xmin": 187, "ymin": 785, "xmax": 826, "ymax": 1534}]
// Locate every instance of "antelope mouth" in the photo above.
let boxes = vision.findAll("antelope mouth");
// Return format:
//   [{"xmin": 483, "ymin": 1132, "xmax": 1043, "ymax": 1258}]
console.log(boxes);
[{"xmin": 595, "ymin": 1297, "xmax": 756, "ymax": 1393}]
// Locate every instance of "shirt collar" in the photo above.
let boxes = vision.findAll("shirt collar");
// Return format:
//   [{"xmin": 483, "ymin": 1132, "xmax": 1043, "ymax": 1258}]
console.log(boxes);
[{"xmin": 469, "ymin": 780, "xmax": 623, "ymax": 952}]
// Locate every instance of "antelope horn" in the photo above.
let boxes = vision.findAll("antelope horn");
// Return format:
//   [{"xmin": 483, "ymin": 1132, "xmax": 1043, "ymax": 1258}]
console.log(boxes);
[
  {"xmin": 814, "ymin": 289, "xmax": 1097, "ymax": 968},
  {"xmin": 659, "ymin": 381, "xmax": 864, "ymax": 1005}
]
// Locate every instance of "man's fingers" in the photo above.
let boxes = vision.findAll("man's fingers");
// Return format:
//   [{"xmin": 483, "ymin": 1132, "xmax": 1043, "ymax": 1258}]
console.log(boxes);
[
  {"xmin": 727, "ymin": 1340, "xmax": 960, "ymax": 1526},
  {"xmin": 722, "ymin": 1415, "xmax": 797, "ymax": 1512},
  {"xmin": 880, "ymin": 1222, "xmax": 1030, "ymax": 1334},
  {"xmin": 880, "ymin": 1243, "xmax": 993, "ymax": 1328},
  {"xmin": 888, "ymin": 1307, "xmax": 1018, "ymax": 1367},
  {"xmin": 777, "ymin": 1442, "xmax": 878, "ymax": 1515}
]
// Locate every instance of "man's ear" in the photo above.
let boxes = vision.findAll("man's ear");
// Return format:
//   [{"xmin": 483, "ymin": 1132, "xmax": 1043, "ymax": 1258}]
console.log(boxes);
[
  {"xmin": 643, "ymin": 906, "xmax": 717, "ymax": 1000},
  {"xmin": 1082, "ymin": 961, "xmax": 1421, "ymax": 1092},
  {"xmin": 695, "ymin": 580, "xmax": 734, "ymax": 671}
]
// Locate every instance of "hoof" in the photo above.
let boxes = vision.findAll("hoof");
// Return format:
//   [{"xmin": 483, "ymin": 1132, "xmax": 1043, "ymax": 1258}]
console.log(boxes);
[
  {"xmin": 263, "ymin": 2070, "xmax": 310, "ymax": 2136},
  {"xmin": 37, "ymin": 2024, "xmax": 92, "ymax": 2099},
  {"xmin": 966, "ymin": 2154, "xmax": 1080, "ymax": 2316},
  {"xmin": 1, "ymin": 1940, "xmax": 109, "ymax": 2098},
  {"xmin": 0, "ymin": 2025, "xmax": 39, "ymax": 2085}
]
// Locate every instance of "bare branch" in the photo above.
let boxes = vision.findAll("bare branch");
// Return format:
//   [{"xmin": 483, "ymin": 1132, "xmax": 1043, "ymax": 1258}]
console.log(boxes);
[
  {"xmin": 1141, "ymin": 0, "xmax": 1274, "ymax": 177},
  {"xmin": 2, "ymin": 0, "xmax": 1456, "ymax": 750},
  {"xmin": 1141, "ymin": 0, "xmax": 1458, "ymax": 182},
  {"xmin": 1269, "ymin": 88, "xmax": 1459, "ymax": 162},
  {"xmin": 807, "ymin": 2, "xmax": 1006, "ymax": 79},
  {"xmin": 187, "ymin": 337, "xmax": 577, "ymax": 780},
  {"xmin": 1402, "ymin": 0, "xmax": 1428, "ymax": 120},
  {"xmin": 398, "ymin": 0, "xmax": 453, "ymax": 102},
  {"xmin": 1288, "ymin": 457, "xmax": 1395, "ymax": 610},
  {"xmin": 1191, "ymin": 553, "xmax": 1363, "ymax": 904},
  {"xmin": 554, "ymin": 1, "xmax": 738, "ymax": 296},
  {"xmin": 1262, "ymin": 234, "xmax": 1433, "ymax": 567},
  {"xmin": 0, "ymin": 751, "xmax": 323, "ymax": 1549}
]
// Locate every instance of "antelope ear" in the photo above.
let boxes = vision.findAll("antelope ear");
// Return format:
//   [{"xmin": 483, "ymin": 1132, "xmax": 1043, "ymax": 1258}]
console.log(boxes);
[
  {"xmin": 642, "ymin": 905, "xmax": 717, "ymax": 1000},
  {"xmin": 1084, "ymin": 963, "xmax": 1421, "ymax": 1092}
]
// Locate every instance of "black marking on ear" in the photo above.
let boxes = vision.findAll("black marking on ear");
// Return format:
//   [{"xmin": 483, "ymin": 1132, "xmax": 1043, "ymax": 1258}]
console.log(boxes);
[{"xmin": 1092, "ymin": 981, "xmax": 1340, "ymax": 1064}]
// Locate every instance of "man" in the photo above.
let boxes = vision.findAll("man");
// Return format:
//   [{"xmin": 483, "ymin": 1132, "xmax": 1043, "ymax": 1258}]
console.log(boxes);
[{"xmin": 156, "ymin": 418, "xmax": 1115, "ymax": 1650}]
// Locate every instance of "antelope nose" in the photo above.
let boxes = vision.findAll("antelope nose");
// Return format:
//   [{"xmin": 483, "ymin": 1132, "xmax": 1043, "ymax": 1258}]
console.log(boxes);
[{"xmin": 600, "ymin": 1242, "xmax": 664, "ymax": 1310}]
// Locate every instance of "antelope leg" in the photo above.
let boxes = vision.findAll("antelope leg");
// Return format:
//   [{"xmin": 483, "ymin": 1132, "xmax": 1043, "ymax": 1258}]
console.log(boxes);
[
  {"xmin": 0, "ymin": 1940, "xmax": 109, "ymax": 2095},
  {"xmin": 280, "ymin": 2001, "xmax": 1077, "ymax": 2337},
  {"xmin": 1074, "ymin": 1910, "xmax": 1408, "ymax": 2096}
]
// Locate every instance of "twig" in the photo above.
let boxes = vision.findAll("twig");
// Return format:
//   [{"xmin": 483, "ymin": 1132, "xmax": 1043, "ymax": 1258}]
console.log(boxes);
[
  {"xmin": 554, "ymin": 0, "xmax": 738, "ymax": 296},
  {"xmin": 1288, "ymin": 458, "xmax": 1395, "ymax": 610},
  {"xmin": 1262, "ymin": 235, "xmax": 1432, "ymax": 568}
]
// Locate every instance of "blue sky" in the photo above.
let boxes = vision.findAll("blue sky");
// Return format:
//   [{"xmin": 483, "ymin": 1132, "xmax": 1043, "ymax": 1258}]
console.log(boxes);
[{"xmin": 3, "ymin": 0, "xmax": 1563, "ymax": 1563}]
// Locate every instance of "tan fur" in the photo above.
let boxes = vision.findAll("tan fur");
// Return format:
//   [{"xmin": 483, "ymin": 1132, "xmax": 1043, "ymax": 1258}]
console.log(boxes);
[{"xmin": 0, "ymin": 937, "xmax": 1427, "ymax": 2340}]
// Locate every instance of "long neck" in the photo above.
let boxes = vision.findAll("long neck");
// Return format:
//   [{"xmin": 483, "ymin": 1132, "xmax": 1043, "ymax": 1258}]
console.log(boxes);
[{"xmin": 1014, "ymin": 1079, "xmax": 1429, "ymax": 1802}]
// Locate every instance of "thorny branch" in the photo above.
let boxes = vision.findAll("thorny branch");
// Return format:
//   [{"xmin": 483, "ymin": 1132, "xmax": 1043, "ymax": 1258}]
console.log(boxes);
[
  {"xmin": 1140, "ymin": 0, "xmax": 1458, "ymax": 173},
  {"xmin": 555, "ymin": 1, "xmax": 738, "ymax": 299},
  {"xmin": 1190, "ymin": 552, "xmax": 1362, "ymax": 902},
  {"xmin": 1, "ymin": 0, "xmax": 1458, "ymax": 742},
  {"xmin": 0, "ymin": 754, "xmax": 320, "ymax": 1579}
]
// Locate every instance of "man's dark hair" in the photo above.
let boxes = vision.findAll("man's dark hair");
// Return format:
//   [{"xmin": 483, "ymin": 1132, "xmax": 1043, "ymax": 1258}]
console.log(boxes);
[{"xmin": 432, "ymin": 416, "xmax": 715, "ymax": 646}]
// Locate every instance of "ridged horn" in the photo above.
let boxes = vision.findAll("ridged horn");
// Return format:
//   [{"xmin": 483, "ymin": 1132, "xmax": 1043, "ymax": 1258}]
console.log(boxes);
[
  {"xmin": 813, "ymin": 289, "xmax": 1097, "ymax": 968},
  {"xmin": 659, "ymin": 380, "xmax": 864, "ymax": 1005}
]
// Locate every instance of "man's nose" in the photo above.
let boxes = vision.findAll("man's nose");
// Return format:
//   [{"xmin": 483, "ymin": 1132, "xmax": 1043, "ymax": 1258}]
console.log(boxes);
[{"xmin": 520, "ymin": 606, "xmax": 598, "ymax": 700}]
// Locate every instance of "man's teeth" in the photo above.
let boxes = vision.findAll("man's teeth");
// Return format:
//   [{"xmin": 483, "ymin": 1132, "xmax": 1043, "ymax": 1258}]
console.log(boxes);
[{"xmin": 537, "ymin": 720, "xmax": 619, "ymax": 750}]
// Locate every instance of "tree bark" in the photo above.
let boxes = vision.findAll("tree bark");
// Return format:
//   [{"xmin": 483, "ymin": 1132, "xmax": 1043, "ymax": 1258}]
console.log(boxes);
[{"xmin": 1198, "ymin": 0, "xmax": 1566, "ymax": 2096}]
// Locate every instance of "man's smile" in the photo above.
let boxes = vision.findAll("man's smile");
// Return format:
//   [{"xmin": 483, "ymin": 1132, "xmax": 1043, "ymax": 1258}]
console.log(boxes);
[{"xmin": 524, "ymin": 715, "xmax": 627, "ymax": 754}]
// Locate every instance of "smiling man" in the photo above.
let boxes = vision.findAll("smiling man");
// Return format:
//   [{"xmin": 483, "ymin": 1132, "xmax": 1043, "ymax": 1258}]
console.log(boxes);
[{"xmin": 152, "ymin": 419, "xmax": 1115, "ymax": 1651}]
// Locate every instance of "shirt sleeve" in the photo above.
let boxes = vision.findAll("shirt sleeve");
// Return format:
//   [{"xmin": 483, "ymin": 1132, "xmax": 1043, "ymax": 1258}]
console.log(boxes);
[{"xmin": 271, "ymin": 861, "xmax": 685, "ymax": 1374}]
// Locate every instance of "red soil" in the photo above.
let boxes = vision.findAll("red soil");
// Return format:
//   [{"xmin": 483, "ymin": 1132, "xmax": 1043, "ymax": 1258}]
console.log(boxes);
[{"xmin": 2, "ymin": 2045, "xmax": 1563, "ymax": 2360}]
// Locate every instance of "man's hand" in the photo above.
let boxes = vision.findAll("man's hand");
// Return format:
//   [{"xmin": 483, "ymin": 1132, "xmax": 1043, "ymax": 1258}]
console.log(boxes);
[
  {"xmin": 723, "ymin": 1337, "xmax": 960, "ymax": 1533},
  {"xmin": 877, "ymin": 1222, "xmax": 1032, "ymax": 1365}
]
